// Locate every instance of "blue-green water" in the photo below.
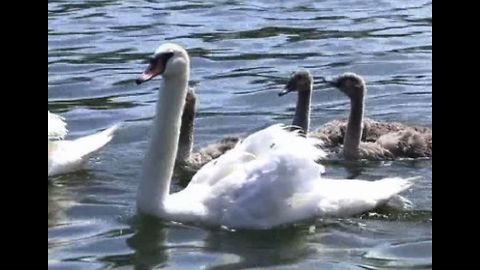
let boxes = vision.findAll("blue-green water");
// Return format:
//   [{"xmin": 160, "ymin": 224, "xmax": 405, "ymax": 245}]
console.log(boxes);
[{"xmin": 48, "ymin": 1, "xmax": 432, "ymax": 269}]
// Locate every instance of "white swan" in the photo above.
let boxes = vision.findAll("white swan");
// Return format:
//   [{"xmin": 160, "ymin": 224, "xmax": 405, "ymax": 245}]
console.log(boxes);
[
  {"xmin": 48, "ymin": 111, "xmax": 118, "ymax": 177},
  {"xmin": 134, "ymin": 43, "xmax": 417, "ymax": 230}
]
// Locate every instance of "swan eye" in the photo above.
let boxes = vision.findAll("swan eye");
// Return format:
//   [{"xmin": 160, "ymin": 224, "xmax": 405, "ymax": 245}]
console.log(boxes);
[{"xmin": 150, "ymin": 52, "xmax": 175, "ymax": 66}]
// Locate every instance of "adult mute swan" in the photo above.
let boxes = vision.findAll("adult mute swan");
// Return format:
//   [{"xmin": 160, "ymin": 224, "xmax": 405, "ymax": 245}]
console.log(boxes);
[
  {"xmin": 134, "ymin": 43, "xmax": 417, "ymax": 230},
  {"xmin": 280, "ymin": 71, "xmax": 432, "ymax": 161},
  {"xmin": 48, "ymin": 111, "xmax": 118, "ymax": 177}
]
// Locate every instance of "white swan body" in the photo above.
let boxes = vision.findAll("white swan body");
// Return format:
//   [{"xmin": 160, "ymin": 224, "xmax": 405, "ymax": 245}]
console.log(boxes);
[
  {"xmin": 164, "ymin": 125, "xmax": 416, "ymax": 229},
  {"xmin": 48, "ymin": 111, "xmax": 118, "ymax": 177},
  {"xmin": 135, "ymin": 43, "xmax": 417, "ymax": 230}
]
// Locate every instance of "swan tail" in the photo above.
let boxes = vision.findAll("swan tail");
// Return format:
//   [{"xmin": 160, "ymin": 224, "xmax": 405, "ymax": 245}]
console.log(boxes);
[
  {"xmin": 312, "ymin": 176, "xmax": 419, "ymax": 217},
  {"xmin": 48, "ymin": 111, "xmax": 68, "ymax": 140},
  {"xmin": 385, "ymin": 195, "xmax": 413, "ymax": 210},
  {"xmin": 354, "ymin": 176, "xmax": 418, "ymax": 206},
  {"xmin": 72, "ymin": 124, "xmax": 120, "ymax": 158},
  {"xmin": 48, "ymin": 124, "xmax": 120, "ymax": 177},
  {"xmin": 372, "ymin": 176, "xmax": 418, "ymax": 196},
  {"xmin": 375, "ymin": 176, "xmax": 418, "ymax": 210}
]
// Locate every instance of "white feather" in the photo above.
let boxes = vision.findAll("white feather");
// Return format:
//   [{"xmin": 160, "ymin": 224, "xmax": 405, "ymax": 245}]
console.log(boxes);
[
  {"xmin": 164, "ymin": 126, "xmax": 416, "ymax": 229},
  {"xmin": 48, "ymin": 111, "xmax": 119, "ymax": 177},
  {"xmin": 48, "ymin": 111, "xmax": 68, "ymax": 140}
]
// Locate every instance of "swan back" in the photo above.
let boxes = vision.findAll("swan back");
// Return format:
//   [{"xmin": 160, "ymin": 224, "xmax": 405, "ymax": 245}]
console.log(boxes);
[
  {"xmin": 166, "ymin": 125, "xmax": 327, "ymax": 228},
  {"xmin": 376, "ymin": 129, "xmax": 432, "ymax": 158},
  {"xmin": 165, "ymin": 125, "xmax": 416, "ymax": 229},
  {"xmin": 190, "ymin": 125, "xmax": 326, "ymax": 186}
]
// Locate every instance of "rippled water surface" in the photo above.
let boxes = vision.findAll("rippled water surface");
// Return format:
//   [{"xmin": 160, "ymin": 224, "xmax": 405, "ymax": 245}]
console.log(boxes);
[{"xmin": 48, "ymin": 1, "xmax": 432, "ymax": 269}]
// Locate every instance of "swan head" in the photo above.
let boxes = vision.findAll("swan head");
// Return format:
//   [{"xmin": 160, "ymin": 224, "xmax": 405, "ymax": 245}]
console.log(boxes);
[
  {"xmin": 325, "ymin": 73, "xmax": 366, "ymax": 99},
  {"xmin": 279, "ymin": 70, "xmax": 313, "ymax": 97},
  {"xmin": 136, "ymin": 43, "xmax": 190, "ymax": 85}
]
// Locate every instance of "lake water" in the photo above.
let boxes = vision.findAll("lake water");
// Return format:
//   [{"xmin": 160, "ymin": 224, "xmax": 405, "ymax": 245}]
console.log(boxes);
[{"xmin": 48, "ymin": 0, "xmax": 432, "ymax": 269}]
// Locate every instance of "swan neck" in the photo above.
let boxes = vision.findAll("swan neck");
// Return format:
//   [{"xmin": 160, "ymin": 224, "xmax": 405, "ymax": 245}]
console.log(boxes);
[
  {"xmin": 344, "ymin": 95, "xmax": 364, "ymax": 160},
  {"xmin": 177, "ymin": 89, "xmax": 196, "ymax": 162},
  {"xmin": 292, "ymin": 86, "xmax": 312, "ymax": 134},
  {"xmin": 138, "ymin": 72, "xmax": 189, "ymax": 215}
]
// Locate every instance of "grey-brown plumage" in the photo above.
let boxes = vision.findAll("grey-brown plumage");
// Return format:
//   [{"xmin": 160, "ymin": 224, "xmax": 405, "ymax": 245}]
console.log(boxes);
[
  {"xmin": 282, "ymin": 71, "xmax": 432, "ymax": 160},
  {"xmin": 311, "ymin": 118, "xmax": 432, "ymax": 159},
  {"xmin": 175, "ymin": 88, "xmax": 240, "ymax": 174},
  {"xmin": 177, "ymin": 137, "xmax": 240, "ymax": 174}
]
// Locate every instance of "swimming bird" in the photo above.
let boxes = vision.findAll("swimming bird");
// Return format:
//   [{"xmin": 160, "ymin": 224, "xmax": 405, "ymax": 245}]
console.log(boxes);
[
  {"xmin": 133, "ymin": 43, "xmax": 417, "ymax": 230},
  {"xmin": 280, "ymin": 71, "xmax": 432, "ymax": 160}
]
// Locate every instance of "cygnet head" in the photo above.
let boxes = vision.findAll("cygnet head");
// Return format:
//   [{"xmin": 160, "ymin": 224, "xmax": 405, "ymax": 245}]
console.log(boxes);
[
  {"xmin": 136, "ymin": 43, "xmax": 190, "ymax": 85},
  {"xmin": 325, "ymin": 73, "xmax": 366, "ymax": 100},
  {"xmin": 279, "ymin": 70, "xmax": 313, "ymax": 97},
  {"xmin": 184, "ymin": 87, "xmax": 197, "ymax": 113}
]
